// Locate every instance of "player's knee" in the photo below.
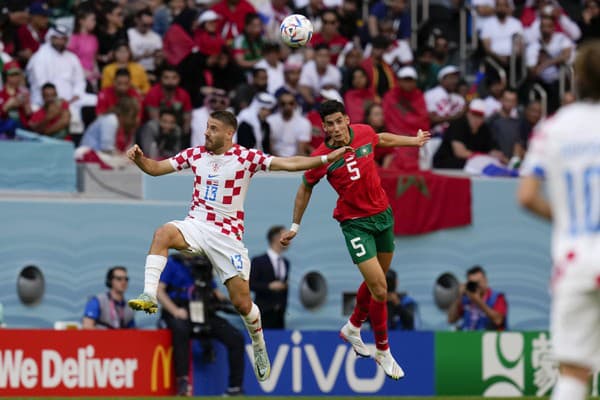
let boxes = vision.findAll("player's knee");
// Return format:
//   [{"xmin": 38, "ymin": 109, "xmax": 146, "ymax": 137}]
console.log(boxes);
[
  {"xmin": 153, "ymin": 225, "xmax": 175, "ymax": 247},
  {"xmin": 370, "ymin": 283, "xmax": 387, "ymax": 302},
  {"xmin": 231, "ymin": 296, "xmax": 251, "ymax": 315}
]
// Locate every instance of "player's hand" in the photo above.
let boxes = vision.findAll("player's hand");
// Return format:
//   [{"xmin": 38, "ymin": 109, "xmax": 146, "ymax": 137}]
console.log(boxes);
[
  {"xmin": 327, "ymin": 146, "xmax": 354, "ymax": 162},
  {"xmin": 127, "ymin": 144, "xmax": 144, "ymax": 162},
  {"xmin": 280, "ymin": 230, "xmax": 297, "ymax": 247},
  {"xmin": 415, "ymin": 129, "xmax": 431, "ymax": 147}
]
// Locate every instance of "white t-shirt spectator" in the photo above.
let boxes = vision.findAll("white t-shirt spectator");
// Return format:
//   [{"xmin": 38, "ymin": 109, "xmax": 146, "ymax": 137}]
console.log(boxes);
[
  {"xmin": 127, "ymin": 28, "xmax": 163, "ymax": 72},
  {"xmin": 299, "ymin": 60, "xmax": 342, "ymax": 97},
  {"xmin": 425, "ymin": 85, "xmax": 466, "ymax": 135},
  {"xmin": 526, "ymin": 31, "xmax": 575, "ymax": 83},
  {"xmin": 364, "ymin": 40, "xmax": 413, "ymax": 71},
  {"xmin": 523, "ymin": 14, "xmax": 581, "ymax": 45},
  {"xmin": 255, "ymin": 59, "xmax": 285, "ymax": 95},
  {"xmin": 472, "ymin": 0, "xmax": 495, "ymax": 33},
  {"xmin": 266, "ymin": 111, "xmax": 311, "ymax": 156},
  {"xmin": 480, "ymin": 16, "xmax": 524, "ymax": 57}
]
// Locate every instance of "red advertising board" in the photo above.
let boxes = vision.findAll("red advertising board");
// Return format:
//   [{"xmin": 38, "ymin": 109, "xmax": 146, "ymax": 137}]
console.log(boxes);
[{"xmin": 0, "ymin": 329, "xmax": 174, "ymax": 396}]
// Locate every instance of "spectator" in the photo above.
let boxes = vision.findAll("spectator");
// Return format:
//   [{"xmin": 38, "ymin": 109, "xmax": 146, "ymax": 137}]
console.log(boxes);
[
  {"xmin": 148, "ymin": 0, "xmax": 170, "ymax": 37},
  {"xmin": 579, "ymin": 0, "xmax": 600, "ymax": 42},
  {"xmin": 143, "ymin": 66, "xmax": 192, "ymax": 136},
  {"xmin": 423, "ymin": 65, "xmax": 465, "ymax": 166},
  {"xmin": 96, "ymin": 68, "xmax": 143, "ymax": 117},
  {"xmin": 364, "ymin": 102, "xmax": 394, "ymax": 166},
  {"xmin": 447, "ymin": 265, "xmax": 508, "ymax": 331},
  {"xmin": 274, "ymin": 60, "xmax": 307, "ymax": 112},
  {"xmin": 521, "ymin": 0, "xmax": 581, "ymax": 43},
  {"xmin": 488, "ymin": 88, "xmax": 524, "ymax": 159},
  {"xmin": 293, "ymin": 0, "xmax": 324, "ymax": 24},
  {"xmin": 360, "ymin": 35, "xmax": 396, "ymax": 99},
  {"xmin": 169, "ymin": 0, "xmax": 186, "ymax": 19},
  {"xmin": 28, "ymin": 83, "xmax": 71, "ymax": 139},
  {"xmin": 232, "ymin": 67, "xmax": 269, "ymax": 112},
  {"xmin": 370, "ymin": 17, "xmax": 413, "ymax": 72},
  {"xmin": 299, "ymin": 44, "xmax": 342, "ymax": 108},
  {"xmin": 68, "ymin": 8, "xmax": 100, "ymax": 90},
  {"xmin": 337, "ymin": 0, "xmax": 363, "ymax": 40},
  {"xmin": 433, "ymin": 98, "xmax": 505, "ymax": 169},
  {"xmin": 16, "ymin": 2, "xmax": 50, "ymax": 64},
  {"xmin": 127, "ymin": 9, "xmax": 163, "ymax": 77},
  {"xmin": 79, "ymin": 96, "xmax": 140, "ymax": 154},
  {"xmin": 384, "ymin": 269, "xmax": 419, "ymax": 330},
  {"xmin": 82, "ymin": 266, "xmax": 136, "ymax": 329},
  {"xmin": 261, "ymin": 0, "xmax": 293, "ymax": 41},
  {"xmin": 157, "ymin": 254, "xmax": 245, "ymax": 397},
  {"xmin": 205, "ymin": 47, "xmax": 246, "ymax": 94},
  {"xmin": 415, "ymin": 46, "xmax": 441, "ymax": 91},
  {"xmin": 482, "ymin": 76, "xmax": 507, "ymax": 118},
  {"xmin": 0, "ymin": 61, "xmax": 32, "ymax": 134},
  {"xmin": 1, "ymin": 1, "xmax": 29, "ymax": 57},
  {"xmin": 343, "ymin": 67, "xmax": 376, "ymax": 124},
  {"xmin": 267, "ymin": 91, "xmax": 312, "ymax": 156},
  {"xmin": 250, "ymin": 226, "xmax": 290, "ymax": 329},
  {"xmin": 101, "ymin": 42, "xmax": 150, "ymax": 95},
  {"xmin": 211, "ymin": 0, "xmax": 257, "ymax": 44},
  {"xmin": 519, "ymin": 99, "xmax": 542, "ymax": 148},
  {"xmin": 310, "ymin": 9, "xmax": 349, "ymax": 65},
  {"xmin": 472, "ymin": 0, "xmax": 496, "ymax": 33},
  {"xmin": 232, "ymin": 13, "xmax": 265, "ymax": 71},
  {"xmin": 96, "ymin": 2, "xmax": 128, "ymax": 69},
  {"xmin": 26, "ymin": 26, "xmax": 96, "ymax": 135},
  {"xmin": 431, "ymin": 33, "xmax": 450, "ymax": 69},
  {"xmin": 163, "ymin": 7, "xmax": 205, "ymax": 107},
  {"xmin": 236, "ymin": 92, "xmax": 276, "ymax": 151},
  {"xmin": 139, "ymin": 108, "xmax": 183, "ymax": 159},
  {"xmin": 368, "ymin": 0, "xmax": 410, "ymax": 40},
  {"xmin": 194, "ymin": 10, "xmax": 226, "ymax": 57},
  {"xmin": 480, "ymin": 0, "xmax": 524, "ymax": 67},
  {"xmin": 526, "ymin": 14, "xmax": 575, "ymax": 113},
  {"xmin": 191, "ymin": 89, "xmax": 231, "ymax": 147},
  {"xmin": 255, "ymin": 42, "xmax": 284, "ymax": 95}
]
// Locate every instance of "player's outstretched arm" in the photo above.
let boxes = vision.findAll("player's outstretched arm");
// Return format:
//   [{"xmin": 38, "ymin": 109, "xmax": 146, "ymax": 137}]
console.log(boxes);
[
  {"xmin": 377, "ymin": 129, "xmax": 431, "ymax": 148},
  {"xmin": 280, "ymin": 183, "xmax": 313, "ymax": 246},
  {"xmin": 270, "ymin": 146, "xmax": 354, "ymax": 171},
  {"xmin": 127, "ymin": 144, "xmax": 175, "ymax": 176},
  {"xmin": 517, "ymin": 175, "xmax": 552, "ymax": 220}
]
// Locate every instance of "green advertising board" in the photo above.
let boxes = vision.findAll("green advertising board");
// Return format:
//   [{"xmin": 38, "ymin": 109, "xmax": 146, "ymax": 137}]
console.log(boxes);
[{"xmin": 436, "ymin": 331, "xmax": 599, "ymax": 397}]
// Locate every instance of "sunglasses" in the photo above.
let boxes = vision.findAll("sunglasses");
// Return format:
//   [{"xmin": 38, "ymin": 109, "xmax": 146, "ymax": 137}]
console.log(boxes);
[
  {"xmin": 280, "ymin": 101, "xmax": 295, "ymax": 106},
  {"xmin": 113, "ymin": 276, "xmax": 129, "ymax": 282}
]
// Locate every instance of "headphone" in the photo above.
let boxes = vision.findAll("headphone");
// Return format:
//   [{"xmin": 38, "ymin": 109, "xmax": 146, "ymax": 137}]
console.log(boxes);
[{"xmin": 105, "ymin": 266, "xmax": 127, "ymax": 289}]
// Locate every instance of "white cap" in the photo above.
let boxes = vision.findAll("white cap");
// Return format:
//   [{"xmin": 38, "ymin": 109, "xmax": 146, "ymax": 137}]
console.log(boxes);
[
  {"xmin": 256, "ymin": 92, "xmax": 277, "ymax": 109},
  {"xmin": 468, "ymin": 98, "xmax": 486, "ymax": 116},
  {"xmin": 437, "ymin": 65, "xmax": 460, "ymax": 81},
  {"xmin": 397, "ymin": 66, "xmax": 417, "ymax": 80},
  {"xmin": 320, "ymin": 88, "xmax": 344, "ymax": 104},
  {"xmin": 198, "ymin": 10, "xmax": 220, "ymax": 24}
]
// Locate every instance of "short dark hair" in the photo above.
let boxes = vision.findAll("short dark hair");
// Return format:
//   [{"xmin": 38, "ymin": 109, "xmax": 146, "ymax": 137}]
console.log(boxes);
[
  {"xmin": 41, "ymin": 82, "xmax": 56, "ymax": 91},
  {"xmin": 575, "ymin": 40, "xmax": 600, "ymax": 101},
  {"xmin": 161, "ymin": 65, "xmax": 179, "ymax": 76},
  {"xmin": 136, "ymin": 8, "xmax": 153, "ymax": 19},
  {"xmin": 467, "ymin": 265, "xmax": 486, "ymax": 277},
  {"xmin": 210, "ymin": 110, "xmax": 238, "ymax": 131},
  {"xmin": 319, "ymin": 100, "xmax": 346, "ymax": 120},
  {"xmin": 314, "ymin": 43, "xmax": 330, "ymax": 52},
  {"xmin": 267, "ymin": 225, "xmax": 285, "ymax": 243},
  {"xmin": 159, "ymin": 108, "xmax": 177, "ymax": 118},
  {"xmin": 115, "ymin": 67, "xmax": 131, "ymax": 79}
]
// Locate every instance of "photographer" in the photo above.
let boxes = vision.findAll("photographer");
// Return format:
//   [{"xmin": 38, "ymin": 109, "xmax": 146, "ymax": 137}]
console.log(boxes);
[
  {"xmin": 385, "ymin": 269, "xmax": 419, "ymax": 330},
  {"xmin": 157, "ymin": 253, "xmax": 245, "ymax": 397},
  {"xmin": 447, "ymin": 265, "xmax": 508, "ymax": 331}
]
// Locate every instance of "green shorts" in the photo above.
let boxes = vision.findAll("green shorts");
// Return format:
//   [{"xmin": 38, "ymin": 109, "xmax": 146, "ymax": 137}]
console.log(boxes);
[{"xmin": 340, "ymin": 207, "xmax": 395, "ymax": 264}]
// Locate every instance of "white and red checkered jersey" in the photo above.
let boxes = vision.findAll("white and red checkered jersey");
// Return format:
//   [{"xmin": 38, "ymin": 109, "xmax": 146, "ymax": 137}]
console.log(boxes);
[
  {"xmin": 169, "ymin": 145, "xmax": 273, "ymax": 241},
  {"xmin": 521, "ymin": 103, "xmax": 600, "ymax": 271}
]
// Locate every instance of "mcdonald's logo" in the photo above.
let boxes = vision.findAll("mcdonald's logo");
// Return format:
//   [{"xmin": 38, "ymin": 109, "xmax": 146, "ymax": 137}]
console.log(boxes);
[{"xmin": 151, "ymin": 345, "xmax": 173, "ymax": 392}]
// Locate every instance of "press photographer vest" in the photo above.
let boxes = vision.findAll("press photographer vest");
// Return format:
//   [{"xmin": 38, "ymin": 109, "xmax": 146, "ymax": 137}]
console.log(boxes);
[
  {"xmin": 460, "ymin": 289, "xmax": 507, "ymax": 330},
  {"xmin": 96, "ymin": 292, "xmax": 135, "ymax": 329}
]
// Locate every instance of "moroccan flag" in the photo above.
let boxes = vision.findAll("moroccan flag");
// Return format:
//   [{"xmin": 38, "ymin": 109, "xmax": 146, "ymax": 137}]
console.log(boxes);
[{"xmin": 379, "ymin": 169, "xmax": 472, "ymax": 235}]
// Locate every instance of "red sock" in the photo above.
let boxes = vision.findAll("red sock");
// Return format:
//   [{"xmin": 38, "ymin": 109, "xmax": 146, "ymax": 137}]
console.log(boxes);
[
  {"xmin": 349, "ymin": 282, "xmax": 371, "ymax": 328},
  {"xmin": 369, "ymin": 298, "xmax": 389, "ymax": 351}
]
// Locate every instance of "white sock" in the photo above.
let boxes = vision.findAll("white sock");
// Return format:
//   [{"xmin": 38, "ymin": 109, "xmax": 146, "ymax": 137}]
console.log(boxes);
[
  {"xmin": 347, "ymin": 320, "xmax": 361, "ymax": 331},
  {"xmin": 242, "ymin": 303, "xmax": 264, "ymax": 343},
  {"xmin": 143, "ymin": 254, "xmax": 168, "ymax": 298},
  {"xmin": 551, "ymin": 374, "xmax": 588, "ymax": 400}
]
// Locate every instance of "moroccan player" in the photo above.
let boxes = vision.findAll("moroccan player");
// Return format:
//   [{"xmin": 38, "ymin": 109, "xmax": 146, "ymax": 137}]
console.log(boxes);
[
  {"xmin": 518, "ymin": 41, "xmax": 600, "ymax": 400},
  {"xmin": 126, "ymin": 110, "xmax": 352, "ymax": 383},
  {"xmin": 280, "ymin": 100, "xmax": 430, "ymax": 379}
]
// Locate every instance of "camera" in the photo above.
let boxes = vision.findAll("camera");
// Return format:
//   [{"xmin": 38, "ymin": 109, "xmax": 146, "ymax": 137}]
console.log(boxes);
[{"xmin": 466, "ymin": 281, "xmax": 479, "ymax": 293}]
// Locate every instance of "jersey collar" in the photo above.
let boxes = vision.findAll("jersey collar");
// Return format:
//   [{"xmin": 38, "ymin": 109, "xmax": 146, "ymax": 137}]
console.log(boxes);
[{"xmin": 326, "ymin": 126, "xmax": 354, "ymax": 149}]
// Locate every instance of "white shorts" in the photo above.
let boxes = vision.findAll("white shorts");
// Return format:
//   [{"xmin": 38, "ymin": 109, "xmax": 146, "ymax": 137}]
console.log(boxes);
[
  {"xmin": 168, "ymin": 219, "xmax": 251, "ymax": 284},
  {"xmin": 551, "ymin": 268, "xmax": 600, "ymax": 370}
]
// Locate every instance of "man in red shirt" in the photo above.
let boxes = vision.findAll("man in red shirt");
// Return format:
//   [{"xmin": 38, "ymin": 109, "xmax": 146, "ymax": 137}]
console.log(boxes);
[
  {"xmin": 16, "ymin": 3, "xmax": 50, "ymax": 63},
  {"xmin": 211, "ymin": 0, "xmax": 257, "ymax": 44},
  {"xmin": 28, "ymin": 83, "xmax": 71, "ymax": 139},
  {"xmin": 309, "ymin": 9, "xmax": 349, "ymax": 65},
  {"xmin": 96, "ymin": 68, "xmax": 143, "ymax": 117},
  {"xmin": 0, "ymin": 60, "xmax": 32, "ymax": 129},
  {"xmin": 281, "ymin": 100, "xmax": 430, "ymax": 380},
  {"xmin": 143, "ymin": 66, "xmax": 192, "ymax": 135}
]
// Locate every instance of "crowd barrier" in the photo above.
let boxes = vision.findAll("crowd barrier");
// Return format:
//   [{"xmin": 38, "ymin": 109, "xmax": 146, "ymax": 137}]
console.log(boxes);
[{"xmin": 2, "ymin": 329, "xmax": 596, "ymax": 397}]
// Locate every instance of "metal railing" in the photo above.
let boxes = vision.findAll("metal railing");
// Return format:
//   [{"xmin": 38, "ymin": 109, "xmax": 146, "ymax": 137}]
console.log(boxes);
[
  {"xmin": 509, "ymin": 34, "xmax": 528, "ymax": 88},
  {"xmin": 484, "ymin": 56, "xmax": 507, "ymax": 84},
  {"xmin": 410, "ymin": 0, "xmax": 429, "ymax": 50},
  {"xmin": 459, "ymin": 5, "xmax": 479, "ymax": 76},
  {"xmin": 558, "ymin": 64, "xmax": 575, "ymax": 100},
  {"xmin": 529, "ymin": 83, "xmax": 548, "ymax": 119}
]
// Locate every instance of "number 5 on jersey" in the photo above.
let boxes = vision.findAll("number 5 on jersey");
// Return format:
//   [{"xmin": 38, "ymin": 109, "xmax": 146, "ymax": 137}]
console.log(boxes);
[{"xmin": 346, "ymin": 156, "xmax": 361, "ymax": 181}]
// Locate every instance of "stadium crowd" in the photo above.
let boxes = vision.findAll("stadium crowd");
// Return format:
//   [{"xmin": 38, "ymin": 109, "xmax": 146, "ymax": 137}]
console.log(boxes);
[{"xmin": 0, "ymin": 0, "xmax": 594, "ymax": 171}]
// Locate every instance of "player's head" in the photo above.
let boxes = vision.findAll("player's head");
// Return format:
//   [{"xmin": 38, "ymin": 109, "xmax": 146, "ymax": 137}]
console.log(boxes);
[
  {"xmin": 206, "ymin": 110, "xmax": 237, "ymax": 152},
  {"xmin": 319, "ymin": 100, "xmax": 350, "ymax": 143},
  {"xmin": 574, "ymin": 40, "xmax": 600, "ymax": 101},
  {"xmin": 105, "ymin": 266, "xmax": 129, "ymax": 293}
]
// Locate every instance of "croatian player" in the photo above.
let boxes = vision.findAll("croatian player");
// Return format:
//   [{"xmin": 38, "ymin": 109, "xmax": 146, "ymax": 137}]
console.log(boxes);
[
  {"xmin": 518, "ymin": 41, "xmax": 600, "ymax": 400},
  {"xmin": 280, "ymin": 100, "xmax": 430, "ymax": 379},
  {"xmin": 126, "ymin": 110, "xmax": 352, "ymax": 382}
]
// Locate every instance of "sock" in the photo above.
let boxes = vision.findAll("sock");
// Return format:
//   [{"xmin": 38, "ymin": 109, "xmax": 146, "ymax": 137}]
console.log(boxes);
[
  {"xmin": 551, "ymin": 374, "xmax": 588, "ymax": 400},
  {"xmin": 143, "ymin": 254, "xmax": 168, "ymax": 298},
  {"xmin": 369, "ymin": 298, "xmax": 389, "ymax": 351},
  {"xmin": 242, "ymin": 303, "xmax": 264, "ymax": 343},
  {"xmin": 349, "ymin": 282, "xmax": 371, "ymax": 328}
]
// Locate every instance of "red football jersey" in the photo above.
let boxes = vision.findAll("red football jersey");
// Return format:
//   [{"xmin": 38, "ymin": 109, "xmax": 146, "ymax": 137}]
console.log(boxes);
[{"xmin": 303, "ymin": 124, "xmax": 389, "ymax": 222}]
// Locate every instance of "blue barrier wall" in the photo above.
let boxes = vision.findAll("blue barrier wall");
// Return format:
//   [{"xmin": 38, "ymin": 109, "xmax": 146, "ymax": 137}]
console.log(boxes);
[{"xmin": 0, "ymin": 173, "xmax": 551, "ymax": 330}]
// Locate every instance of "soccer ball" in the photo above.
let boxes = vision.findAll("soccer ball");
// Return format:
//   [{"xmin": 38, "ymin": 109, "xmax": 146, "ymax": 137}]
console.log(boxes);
[{"xmin": 280, "ymin": 14, "xmax": 313, "ymax": 48}]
